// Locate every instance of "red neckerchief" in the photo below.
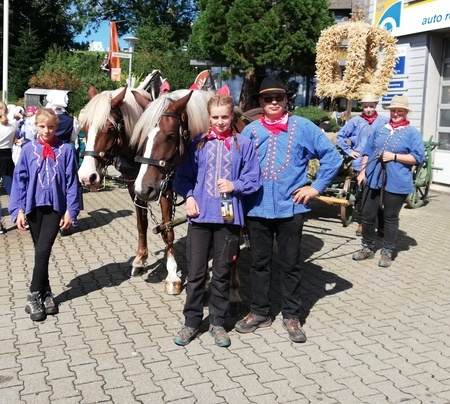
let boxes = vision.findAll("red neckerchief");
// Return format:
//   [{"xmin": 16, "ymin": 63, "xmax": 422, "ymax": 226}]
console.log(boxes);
[
  {"xmin": 388, "ymin": 119, "xmax": 410, "ymax": 130},
  {"xmin": 361, "ymin": 112, "xmax": 378, "ymax": 125},
  {"xmin": 260, "ymin": 113, "xmax": 288, "ymax": 134},
  {"xmin": 37, "ymin": 135, "xmax": 58, "ymax": 160},
  {"xmin": 205, "ymin": 128, "xmax": 233, "ymax": 151}
]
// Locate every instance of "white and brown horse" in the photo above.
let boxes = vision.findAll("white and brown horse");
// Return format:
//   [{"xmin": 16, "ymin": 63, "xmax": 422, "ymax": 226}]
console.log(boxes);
[
  {"xmin": 131, "ymin": 89, "xmax": 214, "ymax": 294},
  {"xmin": 77, "ymin": 83, "xmax": 154, "ymax": 278}
]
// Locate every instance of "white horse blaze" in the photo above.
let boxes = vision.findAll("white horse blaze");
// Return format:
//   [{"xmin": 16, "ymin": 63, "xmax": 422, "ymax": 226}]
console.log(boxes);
[
  {"xmin": 134, "ymin": 126, "xmax": 158, "ymax": 194},
  {"xmin": 78, "ymin": 127, "xmax": 100, "ymax": 184}
]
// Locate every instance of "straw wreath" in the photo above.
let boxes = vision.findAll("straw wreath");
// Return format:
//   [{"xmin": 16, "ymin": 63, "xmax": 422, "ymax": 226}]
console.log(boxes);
[{"xmin": 315, "ymin": 21, "xmax": 397, "ymax": 100}]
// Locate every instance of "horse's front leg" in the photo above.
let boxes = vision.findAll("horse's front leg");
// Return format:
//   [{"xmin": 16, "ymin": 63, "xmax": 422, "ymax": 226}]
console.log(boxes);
[
  {"xmin": 128, "ymin": 185, "xmax": 149, "ymax": 276},
  {"xmin": 160, "ymin": 192, "xmax": 182, "ymax": 295}
]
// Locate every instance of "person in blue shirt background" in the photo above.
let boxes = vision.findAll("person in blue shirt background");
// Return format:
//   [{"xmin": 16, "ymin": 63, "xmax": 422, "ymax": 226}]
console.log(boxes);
[
  {"xmin": 337, "ymin": 93, "xmax": 389, "ymax": 236},
  {"xmin": 353, "ymin": 95, "xmax": 425, "ymax": 268}
]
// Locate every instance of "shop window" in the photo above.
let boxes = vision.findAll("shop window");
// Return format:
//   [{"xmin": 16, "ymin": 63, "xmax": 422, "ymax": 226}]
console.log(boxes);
[{"xmin": 438, "ymin": 132, "xmax": 450, "ymax": 151}]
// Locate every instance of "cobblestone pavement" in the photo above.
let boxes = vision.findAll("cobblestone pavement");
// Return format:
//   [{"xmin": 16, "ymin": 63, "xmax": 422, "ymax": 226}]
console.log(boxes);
[{"xmin": 1, "ymin": 178, "xmax": 450, "ymax": 404}]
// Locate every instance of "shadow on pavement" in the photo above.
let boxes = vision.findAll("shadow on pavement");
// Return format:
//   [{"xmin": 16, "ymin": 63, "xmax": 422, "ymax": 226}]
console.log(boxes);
[
  {"xmin": 228, "ymin": 232, "xmax": 353, "ymax": 327},
  {"xmin": 76, "ymin": 208, "xmax": 133, "ymax": 232},
  {"xmin": 55, "ymin": 258, "xmax": 134, "ymax": 304}
]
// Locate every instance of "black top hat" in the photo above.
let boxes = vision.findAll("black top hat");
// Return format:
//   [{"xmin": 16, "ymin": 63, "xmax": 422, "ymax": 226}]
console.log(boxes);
[{"xmin": 252, "ymin": 76, "xmax": 290, "ymax": 98}]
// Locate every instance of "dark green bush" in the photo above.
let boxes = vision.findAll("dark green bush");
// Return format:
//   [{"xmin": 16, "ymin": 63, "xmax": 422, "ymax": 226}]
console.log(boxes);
[{"xmin": 291, "ymin": 106, "xmax": 340, "ymax": 132}]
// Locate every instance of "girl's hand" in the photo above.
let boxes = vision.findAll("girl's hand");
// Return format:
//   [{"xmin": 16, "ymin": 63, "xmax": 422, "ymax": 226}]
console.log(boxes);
[
  {"xmin": 185, "ymin": 197, "xmax": 200, "ymax": 217},
  {"xmin": 357, "ymin": 171, "xmax": 366, "ymax": 186},
  {"xmin": 16, "ymin": 211, "xmax": 27, "ymax": 231},
  {"xmin": 59, "ymin": 211, "xmax": 72, "ymax": 230},
  {"xmin": 217, "ymin": 179, "xmax": 234, "ymax": 194}
]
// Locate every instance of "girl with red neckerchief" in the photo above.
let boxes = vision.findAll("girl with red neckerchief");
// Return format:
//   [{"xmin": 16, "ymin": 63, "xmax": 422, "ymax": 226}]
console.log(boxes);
[
  {"xmin": 9, "ymin": 108, "xmax": 81, "ymax": 321},
  {"xmin": 173, "ymin": 94, "xmax": 262, "ymax": 347}
]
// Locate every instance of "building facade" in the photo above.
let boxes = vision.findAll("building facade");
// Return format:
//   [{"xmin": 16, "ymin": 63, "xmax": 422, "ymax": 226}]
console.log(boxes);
[{"xmin": 370, "ymin": 0, "xmax": 450, "ymax": 185}]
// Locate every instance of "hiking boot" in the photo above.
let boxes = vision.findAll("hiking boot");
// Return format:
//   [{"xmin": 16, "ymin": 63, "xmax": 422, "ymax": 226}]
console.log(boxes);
[
  {"xmin": 25, "ymin": 291, "xmax": 46, "ymax": 322},
  {"xmin": 378, "ymin": 249, "xmax": 392, "ymax": 268},
  {"xmin": 173, "ymin": 326, "xmax": 198, "ymax": 346},
  {"xmin": 355, "ymin": 224, "xmax": 362, "ymax": 236},
  {"xmin": 235, "ymin": 312, "xmax": 272, "ymax": 333},
  {"xmin": 43, "ymin": 291, "xmax": 58, "ymax": 315},
  {"xmin": 352, "ymin": 246, "xmax": 374, "ymax": 261},
  {"xmin": 282, "ymin": 318, "xmax": 307, "ymax": 343},
  {"xmin": 209, "ymin": 325, "xmax": 231, "ymax": 347}
]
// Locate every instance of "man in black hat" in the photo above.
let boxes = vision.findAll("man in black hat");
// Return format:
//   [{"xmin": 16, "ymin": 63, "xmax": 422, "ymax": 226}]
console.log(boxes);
[{"xmin": 236, "ymin": 76, "xmax": 342, "ymax": 343}]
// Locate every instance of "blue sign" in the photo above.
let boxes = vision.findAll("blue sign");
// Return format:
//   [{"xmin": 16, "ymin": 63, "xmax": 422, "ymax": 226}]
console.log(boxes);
[
  {"xmin": 394, "ymin": 56, "xmax": 406, "ymax": 75},
  {"xmin": 388, "ymin": 80, "xmax": 405, "ymax": 90}
]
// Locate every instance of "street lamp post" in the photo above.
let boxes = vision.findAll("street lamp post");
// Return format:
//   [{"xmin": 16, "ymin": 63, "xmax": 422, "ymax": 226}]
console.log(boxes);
[{"xmin": 123, "ymin": 36, "xmax": 138, "ymax": 88}]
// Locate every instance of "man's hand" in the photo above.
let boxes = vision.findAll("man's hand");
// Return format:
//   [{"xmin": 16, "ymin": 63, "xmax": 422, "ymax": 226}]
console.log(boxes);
[{"xmin": 292, "ymin": 186, "xmax": 319, "ymax": 205}]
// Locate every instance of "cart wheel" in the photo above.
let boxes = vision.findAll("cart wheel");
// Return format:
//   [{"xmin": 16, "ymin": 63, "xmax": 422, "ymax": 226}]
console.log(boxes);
[
  {"xmin": 405, "ymin": 162, "xmax": 430, "ymax": 208},
  {"xmin": 340, "ymin": 175, "xmax": 358, "ymax": 226}
]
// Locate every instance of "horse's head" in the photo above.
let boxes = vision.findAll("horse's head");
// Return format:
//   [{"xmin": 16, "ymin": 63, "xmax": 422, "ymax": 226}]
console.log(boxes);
[
  {"xmin": 78, "ymin": 85, "xmax": 149, "ymax": 190},
  {"xmin": 133, "ymin": 91, "xmax": 193, "ymax": 202}
]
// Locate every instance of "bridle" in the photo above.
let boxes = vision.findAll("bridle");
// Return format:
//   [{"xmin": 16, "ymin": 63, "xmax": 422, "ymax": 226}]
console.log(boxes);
[
  {"xmin": 81, "ymin": 107, "xmax": 125, "ymax": 168},
  {"xmin": 134, "ymin": 111, "xmax": 190, "ymax": 203}
]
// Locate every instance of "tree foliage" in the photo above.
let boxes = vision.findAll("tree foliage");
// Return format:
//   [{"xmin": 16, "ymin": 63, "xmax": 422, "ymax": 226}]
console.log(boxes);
[
  {"xmin": 189, "ymin": 0, "xmax": 335, "ymax": 107},
  {"xmin": 30, "ymin": 47, "xmax": 120, "ymax": 113},
  {"xmin": 1, "ymin": 0, "xmax": 82, "ymax": 101},
  {"xmin": 71, "ymin": 0, "xmax": 198, "ymax": 41},
  {"xmin": 191, "ymin": 0, "xmax": 333, "ymax": 76}
]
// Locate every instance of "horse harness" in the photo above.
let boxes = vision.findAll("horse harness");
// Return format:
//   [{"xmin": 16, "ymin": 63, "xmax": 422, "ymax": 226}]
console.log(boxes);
[
  {"xmin": 81, "ymin": 107, "xmax": 126, "ymax": 168},
  {"xmin": 134, "ymin": 110, "xmax": 190, "ymax": 202}
]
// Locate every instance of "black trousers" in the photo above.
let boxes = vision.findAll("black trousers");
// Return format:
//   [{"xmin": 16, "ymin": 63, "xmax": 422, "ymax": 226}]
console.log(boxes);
[
  {"xmin": 361, "ymin": 187, "xmax": 407, "ymax": 251},
  {"xmin": 247, "ymin": 213, "xmax": 305, "ymax": 319},
  {"xmin": 184, "ymin": 222, "xmax": 240, "ymax": 328},
  {"xmin": 27, "ymin": 207, "xmax": 62, "ymax": 294}
]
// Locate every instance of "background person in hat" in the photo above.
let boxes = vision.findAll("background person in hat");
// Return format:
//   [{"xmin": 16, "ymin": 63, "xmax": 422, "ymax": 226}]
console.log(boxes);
[
  {"xmin": 353, "ymin": 95, "xmax": 425, "ymax": 268},
  {"xmin": 336, "ymin": 93, "xmax": 389, "ymax": 236},
  {"xmin": 235, "ymin": 76, "xmax": 342, "ymax": 343}
]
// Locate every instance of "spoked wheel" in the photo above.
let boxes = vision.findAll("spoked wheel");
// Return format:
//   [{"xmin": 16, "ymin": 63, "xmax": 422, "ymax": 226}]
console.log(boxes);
[
  {"xmin": 340, "ymin": 175, "xmax": 358, "ymax": 226},
  {"xmin": 405, "ymin": 161, "xmax": 430, "ymax": 208}
]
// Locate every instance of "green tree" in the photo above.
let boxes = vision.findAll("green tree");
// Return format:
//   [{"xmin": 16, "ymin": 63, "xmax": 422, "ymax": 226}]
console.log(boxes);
[
  {"xmin": 29, "ymin": 47, "xmax": 120, "ymax": 113},
  {"xmin": 9, "ymin": 28, "xmax": 43, "ymax": 101},
  {"xmin": 71, "ymin": 0, "xmax": 198, "ymax": 42},
  {"xmin": 1, "ymin": 0, "xmax": 82, "ymax": 102},
  {"xmin": 189, "ymin": 0, "xmax": 334, "ymax": 108}
]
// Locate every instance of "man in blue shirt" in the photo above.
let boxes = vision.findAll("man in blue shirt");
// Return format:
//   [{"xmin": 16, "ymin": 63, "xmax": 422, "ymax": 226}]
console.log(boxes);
[{"xmin": 235, "ymin": 77, "xmax": 342, "ymax": 343}]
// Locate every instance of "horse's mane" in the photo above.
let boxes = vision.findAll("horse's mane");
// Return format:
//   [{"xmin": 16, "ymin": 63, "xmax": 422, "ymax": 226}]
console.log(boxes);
[
  {"xmin": 80, "ymin": 87, "xmax": 146, "ymax": 138},
  {"xmin": 130, "ymin": 89, "xmax": 214, "ymax": 151}
]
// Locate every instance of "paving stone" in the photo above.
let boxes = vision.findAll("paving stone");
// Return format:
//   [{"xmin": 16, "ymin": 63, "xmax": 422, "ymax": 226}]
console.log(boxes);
[{"xmin": 3, "ymin": 187, "xmax": 450, "ymax": 403}]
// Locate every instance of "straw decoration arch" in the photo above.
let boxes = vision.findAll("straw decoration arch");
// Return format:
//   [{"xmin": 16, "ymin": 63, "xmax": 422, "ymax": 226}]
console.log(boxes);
[{"xmin": 315, "ymin": 21, "xmax": 398, "ymax": 100}]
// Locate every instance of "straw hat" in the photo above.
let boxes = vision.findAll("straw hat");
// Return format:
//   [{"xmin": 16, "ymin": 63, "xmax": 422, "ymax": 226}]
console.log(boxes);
[
  {"xmin": 360, "ymin": 93, "xmax": 379, "ymax": 103},
  {"xmin": 385, "ymin": 95, "xmax": 412, "ymax": 111}
]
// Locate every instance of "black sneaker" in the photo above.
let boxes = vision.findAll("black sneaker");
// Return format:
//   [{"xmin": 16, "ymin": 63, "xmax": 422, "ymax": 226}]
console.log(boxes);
[
  {"xmin": 43, "ymin": 291, "xmax": 59, "ymax": 315},
  {"xmin": 173, "ymin": 326, "xmax": 198, "ymax": 346},
  {"xmin": 0, "ymin": 222, "xmax": 5, "ymax": 234},
  {"xmin": 282, "ymin": 318, "xmax": 307, "ymax": 343},
  {"xmin": 235, "ymin": 312, "xmax": 272, "ymax": 333},
  {"xmin": 209, "ymin": 325, "xmax": 231, "ymax": 347},
  {"xmin": 25, "ymin": 291, "xmax": 46, "ymax": 321}
]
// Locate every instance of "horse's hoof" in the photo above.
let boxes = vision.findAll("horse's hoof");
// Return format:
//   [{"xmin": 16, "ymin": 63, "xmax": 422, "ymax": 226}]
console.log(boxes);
[
  {"xmin": 165, "ymin": 280, "xmax": 182, "ymax": 295},
  {"xmin": 130, "ymin": 266, "xmax": 144, "ymax": 277}
]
